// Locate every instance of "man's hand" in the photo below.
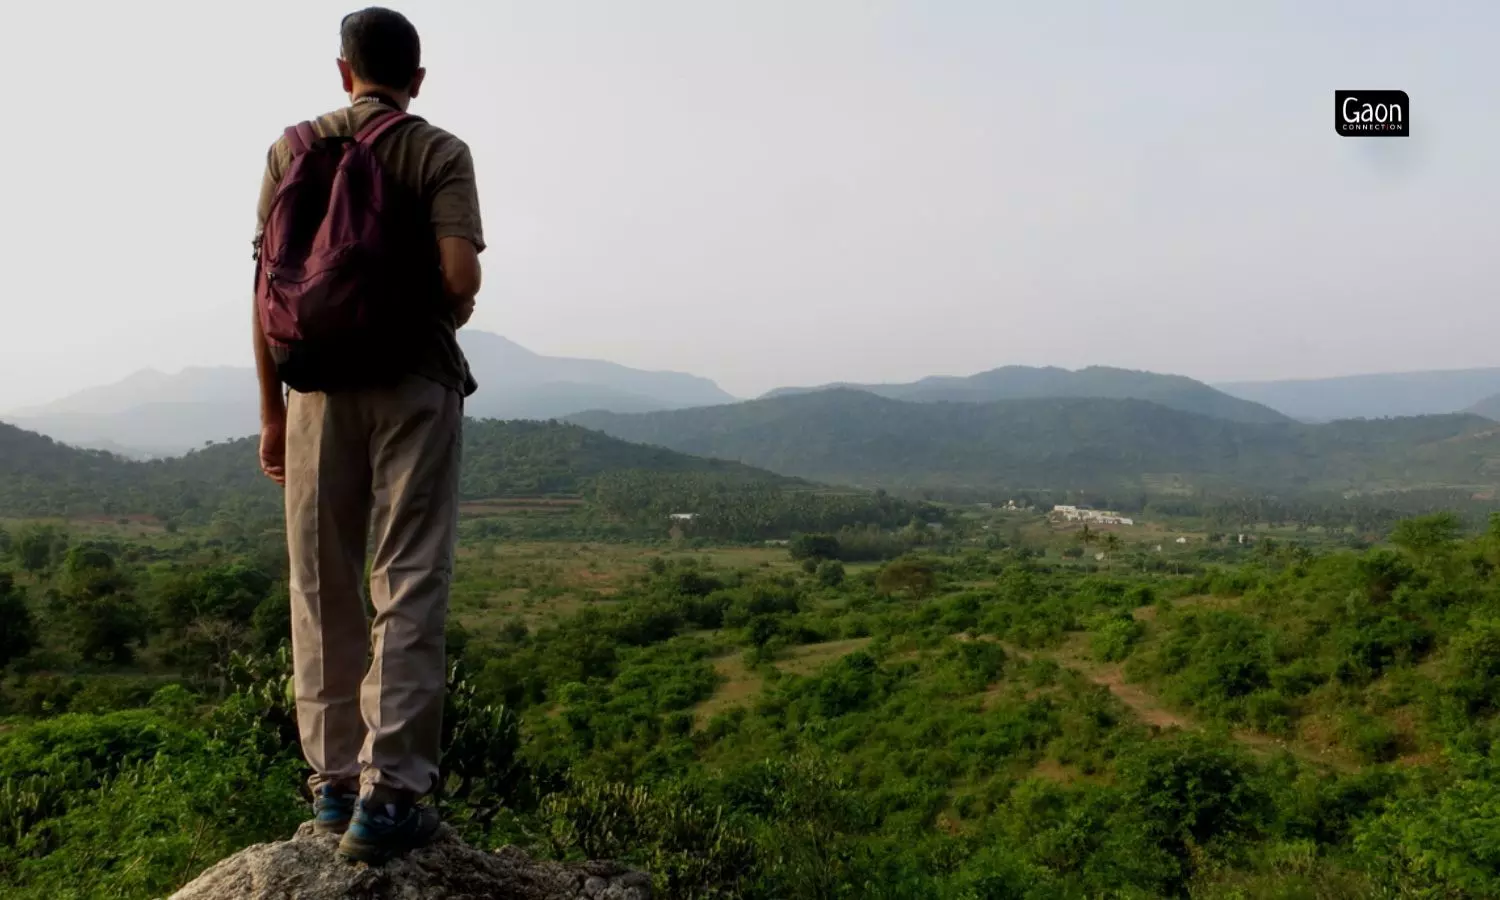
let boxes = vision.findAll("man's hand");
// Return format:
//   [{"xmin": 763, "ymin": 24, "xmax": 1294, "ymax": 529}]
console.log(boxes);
[{"xmin": 259, "ymin": 415, "xmax": 287, "ymax": 486}]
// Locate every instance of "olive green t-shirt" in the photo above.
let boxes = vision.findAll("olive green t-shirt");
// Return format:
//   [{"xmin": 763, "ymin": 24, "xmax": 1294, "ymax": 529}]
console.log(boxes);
[{"xmin": 254, "ymin": 96, "xmax": 482, "ymax": 397}]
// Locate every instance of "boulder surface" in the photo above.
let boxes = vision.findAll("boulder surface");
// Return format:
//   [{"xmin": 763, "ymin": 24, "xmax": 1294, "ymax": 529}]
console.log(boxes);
[{"xmin": 169, "ymin": 823, "xmax": 652, "ymax": 900}]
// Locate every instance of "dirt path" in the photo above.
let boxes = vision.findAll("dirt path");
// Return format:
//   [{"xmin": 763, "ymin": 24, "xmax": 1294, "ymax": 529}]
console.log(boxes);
[{"xmin": 1001, "ymin": 637, "xmax": 1358, "ymax": 772}]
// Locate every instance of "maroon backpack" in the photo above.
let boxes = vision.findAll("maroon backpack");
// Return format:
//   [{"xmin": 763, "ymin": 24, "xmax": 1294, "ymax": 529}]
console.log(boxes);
[{"xmin": 255, "ymin": 109, "xmax": 438, "ymax": 392}]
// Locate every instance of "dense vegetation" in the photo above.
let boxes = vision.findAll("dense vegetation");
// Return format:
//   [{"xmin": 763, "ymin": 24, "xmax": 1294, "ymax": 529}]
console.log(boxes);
[
  {"xmin": 4, "ymin": 504, "xmax": 1500, "ymax": 898},
  {"xmin": 766, "ymin": 364, "xmax": 1291, "ymax": 425},
  {"xmin": 0, "ymin": 420, "xmax": 927, "ymax": 541},
  {"xmin": 571, "ymin": 389, "xmax": 1500, "ymax": 495}
]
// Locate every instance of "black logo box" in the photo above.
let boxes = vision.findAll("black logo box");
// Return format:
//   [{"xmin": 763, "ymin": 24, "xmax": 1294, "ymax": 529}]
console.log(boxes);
[{"xmin": 1335, "ymin": 90, "xmax": 1409, "ymax": 137}]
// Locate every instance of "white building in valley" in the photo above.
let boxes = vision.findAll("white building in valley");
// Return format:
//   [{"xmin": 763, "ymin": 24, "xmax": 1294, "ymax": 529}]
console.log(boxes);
[{"xmin": 1051, "ymin": 505, "xmax": 1135, "ymax": 527}]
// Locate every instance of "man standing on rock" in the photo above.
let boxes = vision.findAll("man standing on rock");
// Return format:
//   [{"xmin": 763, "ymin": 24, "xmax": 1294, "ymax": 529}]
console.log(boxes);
[{"xmin": 251, "ymin": 6, "xmax": 483, "ymax": 863}]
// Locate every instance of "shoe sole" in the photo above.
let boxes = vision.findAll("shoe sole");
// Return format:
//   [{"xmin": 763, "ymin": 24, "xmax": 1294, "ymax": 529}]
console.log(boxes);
[
  {"xmin": 313, "ymin": 819, "xmax": 351, "ymax": 836},
  {"xmin": 337, "ymin": 812, "xmax": 441, "ymax": 865}
]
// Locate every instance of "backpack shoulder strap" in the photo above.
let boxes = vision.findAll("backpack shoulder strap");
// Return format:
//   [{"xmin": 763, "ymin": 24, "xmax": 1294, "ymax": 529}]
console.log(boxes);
[
  {"xmin": 282, "ymin": 121, "xmax": 320, "ymax": 157},
  {"xmin": 355, "ymin": 110, "xmax": 420, "ymax": 147}
]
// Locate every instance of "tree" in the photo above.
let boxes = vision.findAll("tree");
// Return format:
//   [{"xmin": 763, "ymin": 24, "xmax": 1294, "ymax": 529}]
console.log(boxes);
[
  {"xmin": 876, "ymin": 558, "xmax": 936, "ymax": 599},
  {"xmin": 14, "ymin": 524, "xmax": 66, "ymax": 573},
  {"xmin": 252, "ymin": 585, "xmax": 293, "ymax": 653},
  {"xmin": 790, "ymin": 534, "xmax": 841, "ymax": 563},
  {"xmin": 1117, "ymin": 735, "xmax": 1267, "ymax": 891},
  {"xmin": 0, "ymin": 573, "xmax": 37, "ymax": 667},
  {"xmin": 69, "ymin": 590, "xmax": 149, "ymax": 665},
  {"xmin": 1391, "ymin": 512, "xmax": 1462, "ymax": 558},
  {"xmin": 816, "ymin": 560, "xmax": 846, "ymax": 588},
  {"xmin": 57, "ymin": 546, "xmax": 147, "ymax": 664}
]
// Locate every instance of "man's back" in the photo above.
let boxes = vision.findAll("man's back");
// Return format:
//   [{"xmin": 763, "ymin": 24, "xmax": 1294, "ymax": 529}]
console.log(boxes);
[
  {"xmin": 250, "ymin": 7, "xmax": 485, "ymax": 866},
  {"xmin": 255, "ymin": 98, "xmax": 483, "ymax": 397}
]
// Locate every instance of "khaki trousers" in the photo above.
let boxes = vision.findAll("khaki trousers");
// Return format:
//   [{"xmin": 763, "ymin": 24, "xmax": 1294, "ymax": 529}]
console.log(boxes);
[{"xmin": 284, "ymin": 375, "xmax": 462, "ymax": 798}]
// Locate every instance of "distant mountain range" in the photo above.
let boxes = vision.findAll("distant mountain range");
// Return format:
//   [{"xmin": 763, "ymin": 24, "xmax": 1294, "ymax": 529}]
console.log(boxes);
[
  {"xmin": 765, "ymin": 366, "xmax": 1290, "ymax": 425},
  {"xmin": 14, "ymin": 340, "xmax": 1500, "ymax": 473},
  {"xmin": 1216, "ymin": 369, "xmax": 1500, "ymax": 423},
  {"xmin": 1468, "ymin": 393, "xmax": 1500, "ymax": 422},
  {"xmin": 571, "ymin": 389, "xmax": 1500, "ymax": 495},
  {"xmin": 2, "ymin": 332, "xmax": 735, "ymax": 458}
]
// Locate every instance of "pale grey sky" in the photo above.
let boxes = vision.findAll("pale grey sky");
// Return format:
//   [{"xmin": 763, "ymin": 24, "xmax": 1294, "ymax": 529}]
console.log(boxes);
[{"xmin": 1, "ymin": 1, "xmax": 1495, "ymax": 410}]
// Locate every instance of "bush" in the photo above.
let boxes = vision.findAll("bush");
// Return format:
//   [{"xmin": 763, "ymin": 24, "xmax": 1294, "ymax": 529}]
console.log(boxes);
[
  {"xmin": 1447, "ymin": 617, "xmax": 1500, "ymax": 715},
  {"xmin": 1115, "ymin": 735, "xmax": 1269, "ymax": 892},
  {"xmin": 1088, "ymin": 611, "xmax": 1146, "ymax": 662},
  {"xmin": 876, "ymin": 558, "xmax": 936, "ymax": 599},
  {"xmin": 542, "ymin": 777, "xmax": 756, "ymax": 898},
  {"xmin": 0, "ymin": 575, "xmax": 37, "ymax": 669},
  {"xmin": 789, "ymin": 534, "xmax": 840, "ymax": 563},
  {"xmin": 1338, "ymin": 710, "xmax": 1400, "ymax": 764},
  {"xmin": 816, "ymin": 560, "xmax": 846, "ymax": 588},
  {"xmin": 1355, "ymin": 758, "xmax": 1500, "ymax": 897}
]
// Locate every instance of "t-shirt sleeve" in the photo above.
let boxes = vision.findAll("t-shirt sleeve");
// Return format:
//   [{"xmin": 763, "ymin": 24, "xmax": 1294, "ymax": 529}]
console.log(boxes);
[
  {"xmin": 429, "ymin": 140, "xmax": 485, "ymax": 253},
  {"xmin": 253, "ymin": 141, "xmax": 283, "ymax": 249}
]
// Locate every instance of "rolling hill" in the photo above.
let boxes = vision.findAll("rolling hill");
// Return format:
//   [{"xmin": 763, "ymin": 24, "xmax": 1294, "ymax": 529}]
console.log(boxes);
[
  {"xmin": 3, "ymin": 332, "xmax": 736, "ymax": 458},
  {"xmin": 1217, "ymin": 368, "xmax": 1500, "ymax": 422},
  {"xmin": 766, "ymin": 365, "xmax": 1289, "ymax": 425},
  {"xmin": 571, "ymin": 389, "xmax": 1500, "ymax": 495},
  {"xmin": 0, "ymin": 419, "xmax": 926, "ymax": 540},
  {"xmin": 0, "ymin": 418, "xmax": 786, "ymax": 518}
]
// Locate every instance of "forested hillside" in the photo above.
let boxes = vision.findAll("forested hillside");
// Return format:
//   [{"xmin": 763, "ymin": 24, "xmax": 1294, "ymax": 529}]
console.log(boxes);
[
  {"xmin": 0, "ymin": 420, "xmax": 923, "ymax": 541},
  {"xmin": 571, "ymin": 390, "xmax": 1500, "ymax": 494},
  {"xmin": 767, "ymin": 365, "xmax": 1290, "ymax": 424}
]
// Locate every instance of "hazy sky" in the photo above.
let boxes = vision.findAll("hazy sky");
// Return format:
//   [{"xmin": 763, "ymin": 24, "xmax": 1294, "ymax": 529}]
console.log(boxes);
[{"xmin": 2, "ymin": 1, "xmax": 1495, "ymax": 409}]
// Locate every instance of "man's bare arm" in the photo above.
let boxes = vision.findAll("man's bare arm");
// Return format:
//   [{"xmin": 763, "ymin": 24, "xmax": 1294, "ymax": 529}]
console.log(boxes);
[
  {"xmin": 253, "ymin": 294, "xmax": 287, "ymax": 485},
  {"xmin": 439, "ymin": 235, "xmax": 482, "ymax": 327},
  {"xmin": 253, "ymin": 299, "xmax": 284, "ymax": 422}
]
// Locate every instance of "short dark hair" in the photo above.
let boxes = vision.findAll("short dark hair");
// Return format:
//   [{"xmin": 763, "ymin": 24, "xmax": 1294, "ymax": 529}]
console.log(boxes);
[{"xmin": 340, "ymin": 7, "xmax": 421, "ymax": 89}]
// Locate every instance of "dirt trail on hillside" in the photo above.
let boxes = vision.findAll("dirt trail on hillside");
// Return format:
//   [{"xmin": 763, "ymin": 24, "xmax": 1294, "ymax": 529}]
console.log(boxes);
[{"xmin": 999, "ymin": 637, "xmax": 1357, "ymax": 771}]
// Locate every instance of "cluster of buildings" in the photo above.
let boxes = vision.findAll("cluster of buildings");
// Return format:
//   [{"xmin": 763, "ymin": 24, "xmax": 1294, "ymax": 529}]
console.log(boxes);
[{"xmin": 1050, "ymin": 505, "xmax": 1135, "ymax": 526}]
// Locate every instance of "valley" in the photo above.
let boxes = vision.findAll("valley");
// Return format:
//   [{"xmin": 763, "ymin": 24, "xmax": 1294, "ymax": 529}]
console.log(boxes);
[
  {"xmin": 3, "ymin": 5, "xmax": 1492, "ymax": 896},
  {"xmin": 3, "ymin": 360, "xmax": 1499, "ymax": 899},
  {"xmin": 2, "ymin": 497, "xmax": 1496, "ymax": 898}
]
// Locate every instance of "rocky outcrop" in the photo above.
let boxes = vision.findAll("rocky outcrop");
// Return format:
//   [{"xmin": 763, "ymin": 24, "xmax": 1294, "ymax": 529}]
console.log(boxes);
[{"xmin": 169, "ymin": 823, "xmax": 652, "ymax": 900}]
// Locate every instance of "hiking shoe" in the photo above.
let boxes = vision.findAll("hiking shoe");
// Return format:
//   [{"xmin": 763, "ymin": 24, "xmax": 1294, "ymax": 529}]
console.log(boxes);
[
  {"xmin": 312, "ymin": 783, "xmax": 359, "ymax": 835},
  {"xmin": 337, "ymin": 798, "xmax": 442, "ymax": 865}
]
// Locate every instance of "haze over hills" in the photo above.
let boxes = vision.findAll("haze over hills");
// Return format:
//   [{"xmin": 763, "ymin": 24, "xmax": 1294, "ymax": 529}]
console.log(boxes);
[
  {"xmin": 571, "ymin": 389, "xmax": 1500, "ymax": 495},
  {"xmin": 1466, "ymin": 392, "xmax": 1500, "ymax": 422},
  {"xmin": 0, "ymin": 417, "xmax": 788, "ymax": 519},
  {"xmin": 2, "ymin": 332, "xmax": 736, "ymax": 458},
  {"xmin": 1216, "ymin": 368, "xmax": 1500, "ymax": 423},
  {"xmin": 765, "ymin": 366, "xmax": 1290, "ymax": 425},
  {"xmin": 0, "ymin": 417, "xmax": 931, "ymax": 542}
]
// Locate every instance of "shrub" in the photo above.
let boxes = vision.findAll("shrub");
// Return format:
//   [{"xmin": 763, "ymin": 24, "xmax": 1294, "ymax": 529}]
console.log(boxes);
[
  {"xmin": 1088, "ymin": 611, "xmax": 1146, "ymax": 662},
  {"xmin": 0, "ymin": 575, "xmax": 37, "ymax": 669},
  {"xmin": 542, "ymin": 777, "xmax": 755, "ymax": 898},
  {"xmin": 816, "ymin": 561, "xmax": 846, "ymax": 588}
]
